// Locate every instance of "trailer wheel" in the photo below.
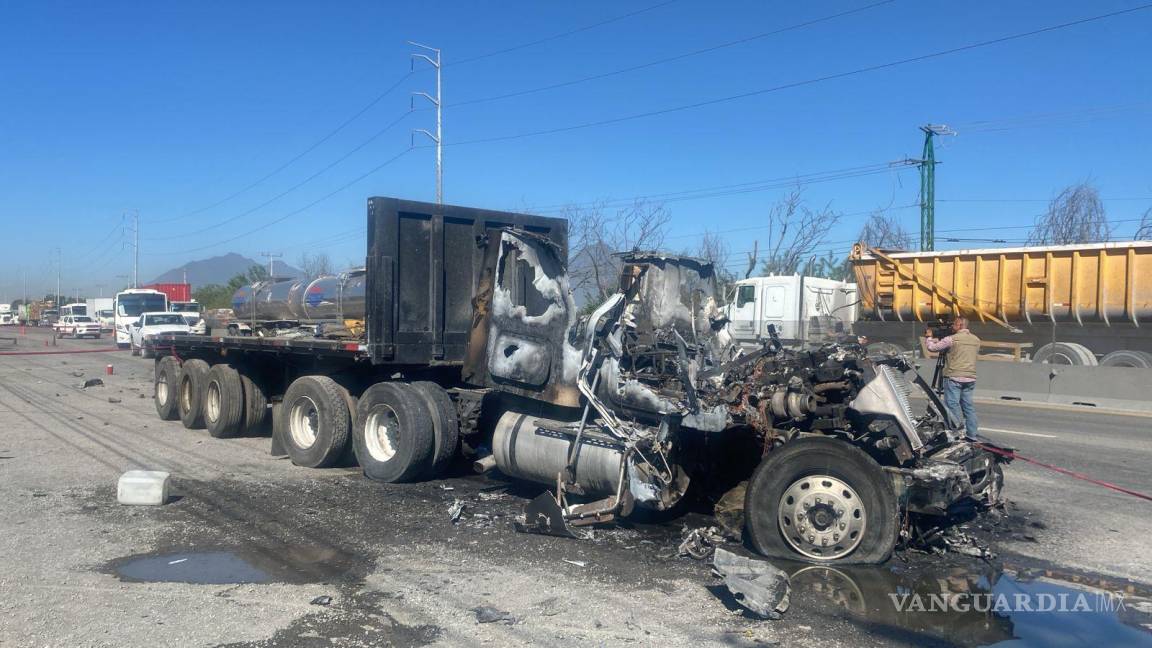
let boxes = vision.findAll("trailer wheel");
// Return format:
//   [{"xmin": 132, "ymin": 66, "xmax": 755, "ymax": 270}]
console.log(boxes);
[
  {"xmin": 1099, "ymin": 349, "xmax": 1152, "ymax": 369},
  {"xmin": 353, "ymin": 382, "xmax": 434, "ymax": 483},
  {"xmin": 279, "ymin": 375, "xmax": 351, "ymax": 468},
  {"xmin": 745, "ymin": 437, "xmax": 898, "ymax": 565},
  {"xmin": 1033, "ymin": 342, "xmax": 1098, "ymax": 366},
  {"xmin": 177, "ymin": 359, "xmax": 211, "ymax": 429},
  {"xmin": 154, "ymin": 356, "xmax": 181, "ymax": 421},
  {"xmin": 240, "ymin": 373, "xmax": 269, "ymax": 434},
  {"xmin": 410, "ymin": 381, "xmax": 459, "ymax": 477},
  {"xmin": 204, "ymin": 364, "xmax": 245, "ymax": 439}
]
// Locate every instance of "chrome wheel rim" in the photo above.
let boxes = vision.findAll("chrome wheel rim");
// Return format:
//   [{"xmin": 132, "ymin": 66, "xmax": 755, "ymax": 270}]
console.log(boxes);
[
  {"xmin": 205, "ymin": 382, "xmax": 221, "ymax": 423},
  {"xmin": 364, "ymin": 406, "xmax": 400, "ymax": 462},
  {"xmin": 157, "ymin": 374, "xmax": 169, "ymax": 406},
  {"xmin": 778, "ymin": 474, "xmax": 866, "ymax": 560},
  {"xmin": 288, "ymin": 396, "xmax": 319, "ymax": 449}
]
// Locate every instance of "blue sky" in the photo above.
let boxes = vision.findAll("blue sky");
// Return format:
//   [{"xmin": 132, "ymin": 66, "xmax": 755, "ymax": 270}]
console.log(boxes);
[{"xmin": 2, "ymin": 0, "xmax": 1150, "ymax": 299}]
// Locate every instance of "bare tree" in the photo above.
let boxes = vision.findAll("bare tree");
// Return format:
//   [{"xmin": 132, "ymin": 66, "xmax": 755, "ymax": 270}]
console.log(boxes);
[
  {"xmin": 760, "ymin": 187, "xmax": 841, "ymax": 275},
  {"xmin": 694, "ymin": 230, "xmax": 735, "ymax": 292},
  {"xmin": 1136, "ymin": 207, "xmax": 1152, "ymax": 240},
  {"xmin": 296, "ymin": 252, "xmax": 334, "ymax": 279},
  {"xmin": 857, "ymin": 209, "xmax": 912, "ymax": 250},
  {"xmin": 1027, "ymin": 182, "xmax": 1111, "ymax": 245},
  {"xmin": 561, "ymin": 199, "xmax": 672, "ymax": 305}
]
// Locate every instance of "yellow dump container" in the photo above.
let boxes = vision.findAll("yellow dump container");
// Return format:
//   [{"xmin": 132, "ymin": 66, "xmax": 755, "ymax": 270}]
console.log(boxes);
[{"xmin": 850, "ymin": 242, "xmax": 1152, "ymax": 327}]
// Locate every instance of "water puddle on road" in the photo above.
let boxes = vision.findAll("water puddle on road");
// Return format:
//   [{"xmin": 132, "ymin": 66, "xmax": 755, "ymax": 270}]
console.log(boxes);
[
  {"xmin": 107, "ymin": 544, "xmax": 360, "ymax": 585},
  {"xmin": 786, "ymin": 561, "xmax": 1152, "ymax": 646}
]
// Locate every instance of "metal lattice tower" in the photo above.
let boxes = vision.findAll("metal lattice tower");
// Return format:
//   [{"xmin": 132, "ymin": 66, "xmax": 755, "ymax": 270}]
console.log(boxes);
[{"xmin": 917, "ymin": 124, "xmax": 954, "ymax": 252}]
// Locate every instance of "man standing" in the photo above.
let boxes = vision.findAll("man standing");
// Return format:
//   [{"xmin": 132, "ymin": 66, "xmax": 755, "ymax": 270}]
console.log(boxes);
[{"xmin": 925, "ymin": 317, "xmax": 981, "ymax": 437}]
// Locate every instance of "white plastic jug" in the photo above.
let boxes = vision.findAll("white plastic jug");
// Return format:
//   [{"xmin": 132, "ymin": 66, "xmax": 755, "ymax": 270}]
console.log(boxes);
[{"xmin": 117, "ymin": 470, "xmax": 170, "ymax": 506}]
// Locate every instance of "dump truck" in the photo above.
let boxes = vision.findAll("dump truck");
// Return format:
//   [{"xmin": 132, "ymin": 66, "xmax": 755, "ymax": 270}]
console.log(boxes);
[
  {"xmin": 850, "ymin": 241, "xmax": 1152, "ymax": 367},
  {"xmin": 149, "ymin": 197, "xmax": 1010, "ymax": 565}
]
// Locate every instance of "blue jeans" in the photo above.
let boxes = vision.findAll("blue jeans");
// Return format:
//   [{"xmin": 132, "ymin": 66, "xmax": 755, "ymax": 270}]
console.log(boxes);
[{"xmin": 944, "ymin": 378, "xmax": 978, "ymax": 437}]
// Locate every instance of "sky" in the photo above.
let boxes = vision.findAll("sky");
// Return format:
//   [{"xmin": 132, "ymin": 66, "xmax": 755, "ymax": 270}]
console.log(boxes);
[{"xmin": 1, "ymin": 0, "xmax": 1150, "ymax": 300}]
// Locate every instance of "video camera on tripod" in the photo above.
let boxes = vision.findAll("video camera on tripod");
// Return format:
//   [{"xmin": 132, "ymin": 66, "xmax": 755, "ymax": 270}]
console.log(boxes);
[{"xmin": 925, "ymin": 319, "xmax": 954, "ymax": 394}]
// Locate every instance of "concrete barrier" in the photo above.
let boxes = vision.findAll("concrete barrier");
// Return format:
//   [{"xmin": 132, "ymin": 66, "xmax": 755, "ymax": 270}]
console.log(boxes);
[{"xmin": 915, "ymin": 360, "xmax": 1152, "ymax": 413}]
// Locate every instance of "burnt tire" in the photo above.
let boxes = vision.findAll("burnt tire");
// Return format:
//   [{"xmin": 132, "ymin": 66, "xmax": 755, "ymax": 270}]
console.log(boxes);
[
  {"xmin": 1099, "ymin": 349, "xmax": 1152, "ymax": 369},
  {"xmin": 240, "ymin": 373, "xmax": 269, "ymax": 434},
  {"xmin": 745, "ymin": 436, "xmax": 898, "ymax": 565},
  {"xmin": 353, "ymin": 382, "xmax": 434, "ymax": 483},
  {"xmin": 153, "ymin": 356, "xmax": 181, "ymax": 421},
  {"xmin": 204, "ymin": 364, "xmax": 245, "ymax": 439},
  {"xmin": 279, "ymin": 375, "xmax": 351, "ymax": 468},
  {"xmin": 177, "ymin": 359, "xmax": 211, "ymax": 429},
  {"xmin": 410, "ymin": 381, "xmax": 459, "ymax": 478}
]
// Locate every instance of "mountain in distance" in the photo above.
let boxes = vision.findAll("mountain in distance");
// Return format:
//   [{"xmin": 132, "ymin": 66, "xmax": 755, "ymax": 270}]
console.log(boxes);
[{"xmin": 148, "ymin": 253, "xmax": 301, "ymax": 288}]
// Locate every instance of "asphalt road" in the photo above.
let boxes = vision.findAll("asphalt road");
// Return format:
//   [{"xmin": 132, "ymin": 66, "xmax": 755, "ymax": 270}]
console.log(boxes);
[
  {"xmin": 1, "ymin": 327, "xmax": 1150, "ymax": 647},
  {"xmin": 969, "ymin": 401, "xmax": 1152, "ymax": 583}
]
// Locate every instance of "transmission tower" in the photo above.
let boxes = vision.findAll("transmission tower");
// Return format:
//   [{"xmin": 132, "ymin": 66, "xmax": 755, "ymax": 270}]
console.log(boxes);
[{"xmin": 916, "ymin": 124, "xmax": 954, "ymax": 251}]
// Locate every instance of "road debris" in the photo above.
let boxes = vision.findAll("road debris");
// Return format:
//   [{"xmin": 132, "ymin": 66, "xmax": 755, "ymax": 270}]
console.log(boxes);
[
  {"xmin": 562, "ymin": 559, "xmax": 587, "ymax": 568},
  {"xmin": 310, "ymin": 595, "xmax": 333, "ymax": 606},
  {"xmin": 81, "ymin": 378, "xmax": 104, "ymax": 389},
  {"xmin": 472, "ymin": 606, "xmax": 515, "ymax": 624},
  {"xmin": 107, "ymin": 397, "xmax": 122, "ymax": 404},
  {"xmin": 711, "ymin": 548, "xmax": 790, "ymax": 620},
  {"xmin": 678, "ymin": 526, "xmax": 727, "ymax": 560},
  {"xmin": 448, "ymin": 499, "xmax": 466, "ymax": 524}
]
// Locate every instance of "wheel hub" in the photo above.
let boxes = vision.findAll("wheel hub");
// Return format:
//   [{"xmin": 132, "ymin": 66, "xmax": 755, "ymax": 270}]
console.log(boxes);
[
  {"xmin": 157, "ymin": 374, "xmax": 169, "ymax": 405},
  {"xmin": 364, "ymin": 406, "xmax": 400, "ymax": 462},
  {"xmin": 778, "ymin": 475, "xmax": 866, "ymax": 560},
  {"xmin": 288, "ymin": 396, "xmax": 320, "ymax": 449}
]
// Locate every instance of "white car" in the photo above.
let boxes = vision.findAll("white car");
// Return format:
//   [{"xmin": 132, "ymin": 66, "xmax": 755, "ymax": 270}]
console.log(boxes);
[
  {"xmin": 54, "ymin": 315, "xmax": 102, "ymax": 339},
  {"xmin": 130, "ymin": 312, "xmax": 191, "ymax": 358}
]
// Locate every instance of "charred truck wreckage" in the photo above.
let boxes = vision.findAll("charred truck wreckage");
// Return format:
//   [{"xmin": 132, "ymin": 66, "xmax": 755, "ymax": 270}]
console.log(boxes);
[
  {"xmin": 151, "ymin": 198, "xmax": 1011, "ymax": 566},
  {"xmin": 476, "ymin": 241, "xmax": 1010, "ymax": 564}
]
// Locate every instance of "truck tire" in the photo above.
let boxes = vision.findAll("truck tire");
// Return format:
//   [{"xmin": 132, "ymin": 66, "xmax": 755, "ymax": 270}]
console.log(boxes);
[
  {"xmin": 745, "ymin": 436, "xmax": 898, "ymax": 565},
  {"xmin": 279, "ymin": 375, "xmax": 351, "ymax": 468},
  {"xmin": 410, "ymin": 381, "xmax": 459, "ymax": 477},
  {"xmin": 1033, "ymin": 342, "xmax": 1098, "ymax": 366},
  {"xmin": 204, "ymin": 364, "xmax": 245, "ymax": 439},
  {"xmin": 1099, "ymin": 350, "xmax": 1152, "ymax": 369},
  {"xmin": 240, "ymin": 373, "xmax": 269, "ymax": 434},
  {"xmin": 177, "ymin": 359, "xmax": 211, "ymax": 429},
  {"xmin": 353, "ymin": 382, "xmax": 434, "ymax": 483},
  {"xmin": 154, "ymin": 356, "xmax": 181, "ymax": 421}
]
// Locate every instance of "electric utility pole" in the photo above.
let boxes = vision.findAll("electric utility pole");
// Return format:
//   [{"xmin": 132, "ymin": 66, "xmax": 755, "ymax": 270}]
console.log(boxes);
[
  {"xmin": 125, "ymin": 209, "xmax": 141, "ymax": 287},
  {"xmin": 409, "ymin": 41, "xmax": 442, "ymax": 204},
  {"xmin": 260, "ymin": 251, "xmax": 282, "ymax": 278},
  {"xmin": 916, "ymin": 125, "xmax": 954, "ymax": 252},
  {"xmin": 54, "ymin": 247, "xmax": 61, "ymax": 305}
]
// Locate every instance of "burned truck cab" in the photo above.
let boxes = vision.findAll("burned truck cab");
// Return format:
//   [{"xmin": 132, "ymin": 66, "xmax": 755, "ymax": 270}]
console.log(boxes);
[{"xmin": 468, "ymin": 242, "xmax": 1010, "ymax": 565}]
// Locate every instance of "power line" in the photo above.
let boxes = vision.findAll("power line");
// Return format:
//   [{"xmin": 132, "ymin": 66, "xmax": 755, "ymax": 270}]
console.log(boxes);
[
  {"xmin": 145, "ymin": 109, "xmax": 415, "ymax": 241},
  {"xmin": 145, "ymin": 71, "xmax": 415, "ymax": 225},
  {"xmin": 147, "ymin": 146, "xmax": 415, "ymax": 256},
  {"xmin": 447, "ymin": 0, "xmax": 896, "ymax": 108},
  {"xmin": 938, "ymin": 197, "xmax": 1152, "ymax": 203},
  {"xmin": 447, "ymin": 0, "xmax": 683, "ymax": 67},
  {"xmin": 524, "ymin": 161, "xmax": 918, "ymax": 214},
  {"xmin": 442, "ymin": 4, "xmax": 1152, "ymax": 147}
]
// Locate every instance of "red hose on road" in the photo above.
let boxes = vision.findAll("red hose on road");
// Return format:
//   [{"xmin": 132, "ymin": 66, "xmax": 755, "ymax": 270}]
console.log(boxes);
[
  {"xmin": 977, "ymin": 442, "xmax": 1152, "ymax": 502},
  {"xmin": 0, "ymin": 348, "xmax": 128, "ymax": 356}
]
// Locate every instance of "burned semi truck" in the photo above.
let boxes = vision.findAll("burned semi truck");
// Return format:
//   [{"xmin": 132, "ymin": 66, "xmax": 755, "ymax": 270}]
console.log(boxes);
[{"xmin": 152, "ymin": 197, "xmax": 1009, "ymax": 565}]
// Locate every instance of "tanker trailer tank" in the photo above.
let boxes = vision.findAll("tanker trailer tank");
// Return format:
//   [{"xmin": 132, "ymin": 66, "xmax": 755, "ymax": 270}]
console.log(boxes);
[{"xmin": 300, "ymin": 269, "xmax": 367, "ymax": 321}]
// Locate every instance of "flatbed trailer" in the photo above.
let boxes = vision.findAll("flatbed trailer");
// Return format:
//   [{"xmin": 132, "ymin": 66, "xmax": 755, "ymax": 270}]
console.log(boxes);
[{"xmin": 152, "ymin": 196, "xmax": 569, "ymax": 481}]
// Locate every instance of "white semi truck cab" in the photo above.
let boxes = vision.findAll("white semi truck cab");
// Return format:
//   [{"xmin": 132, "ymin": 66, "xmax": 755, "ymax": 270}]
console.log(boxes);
[{"xmin": 725, "ymin": 275, "xmax": 857, "ymax": 348}]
